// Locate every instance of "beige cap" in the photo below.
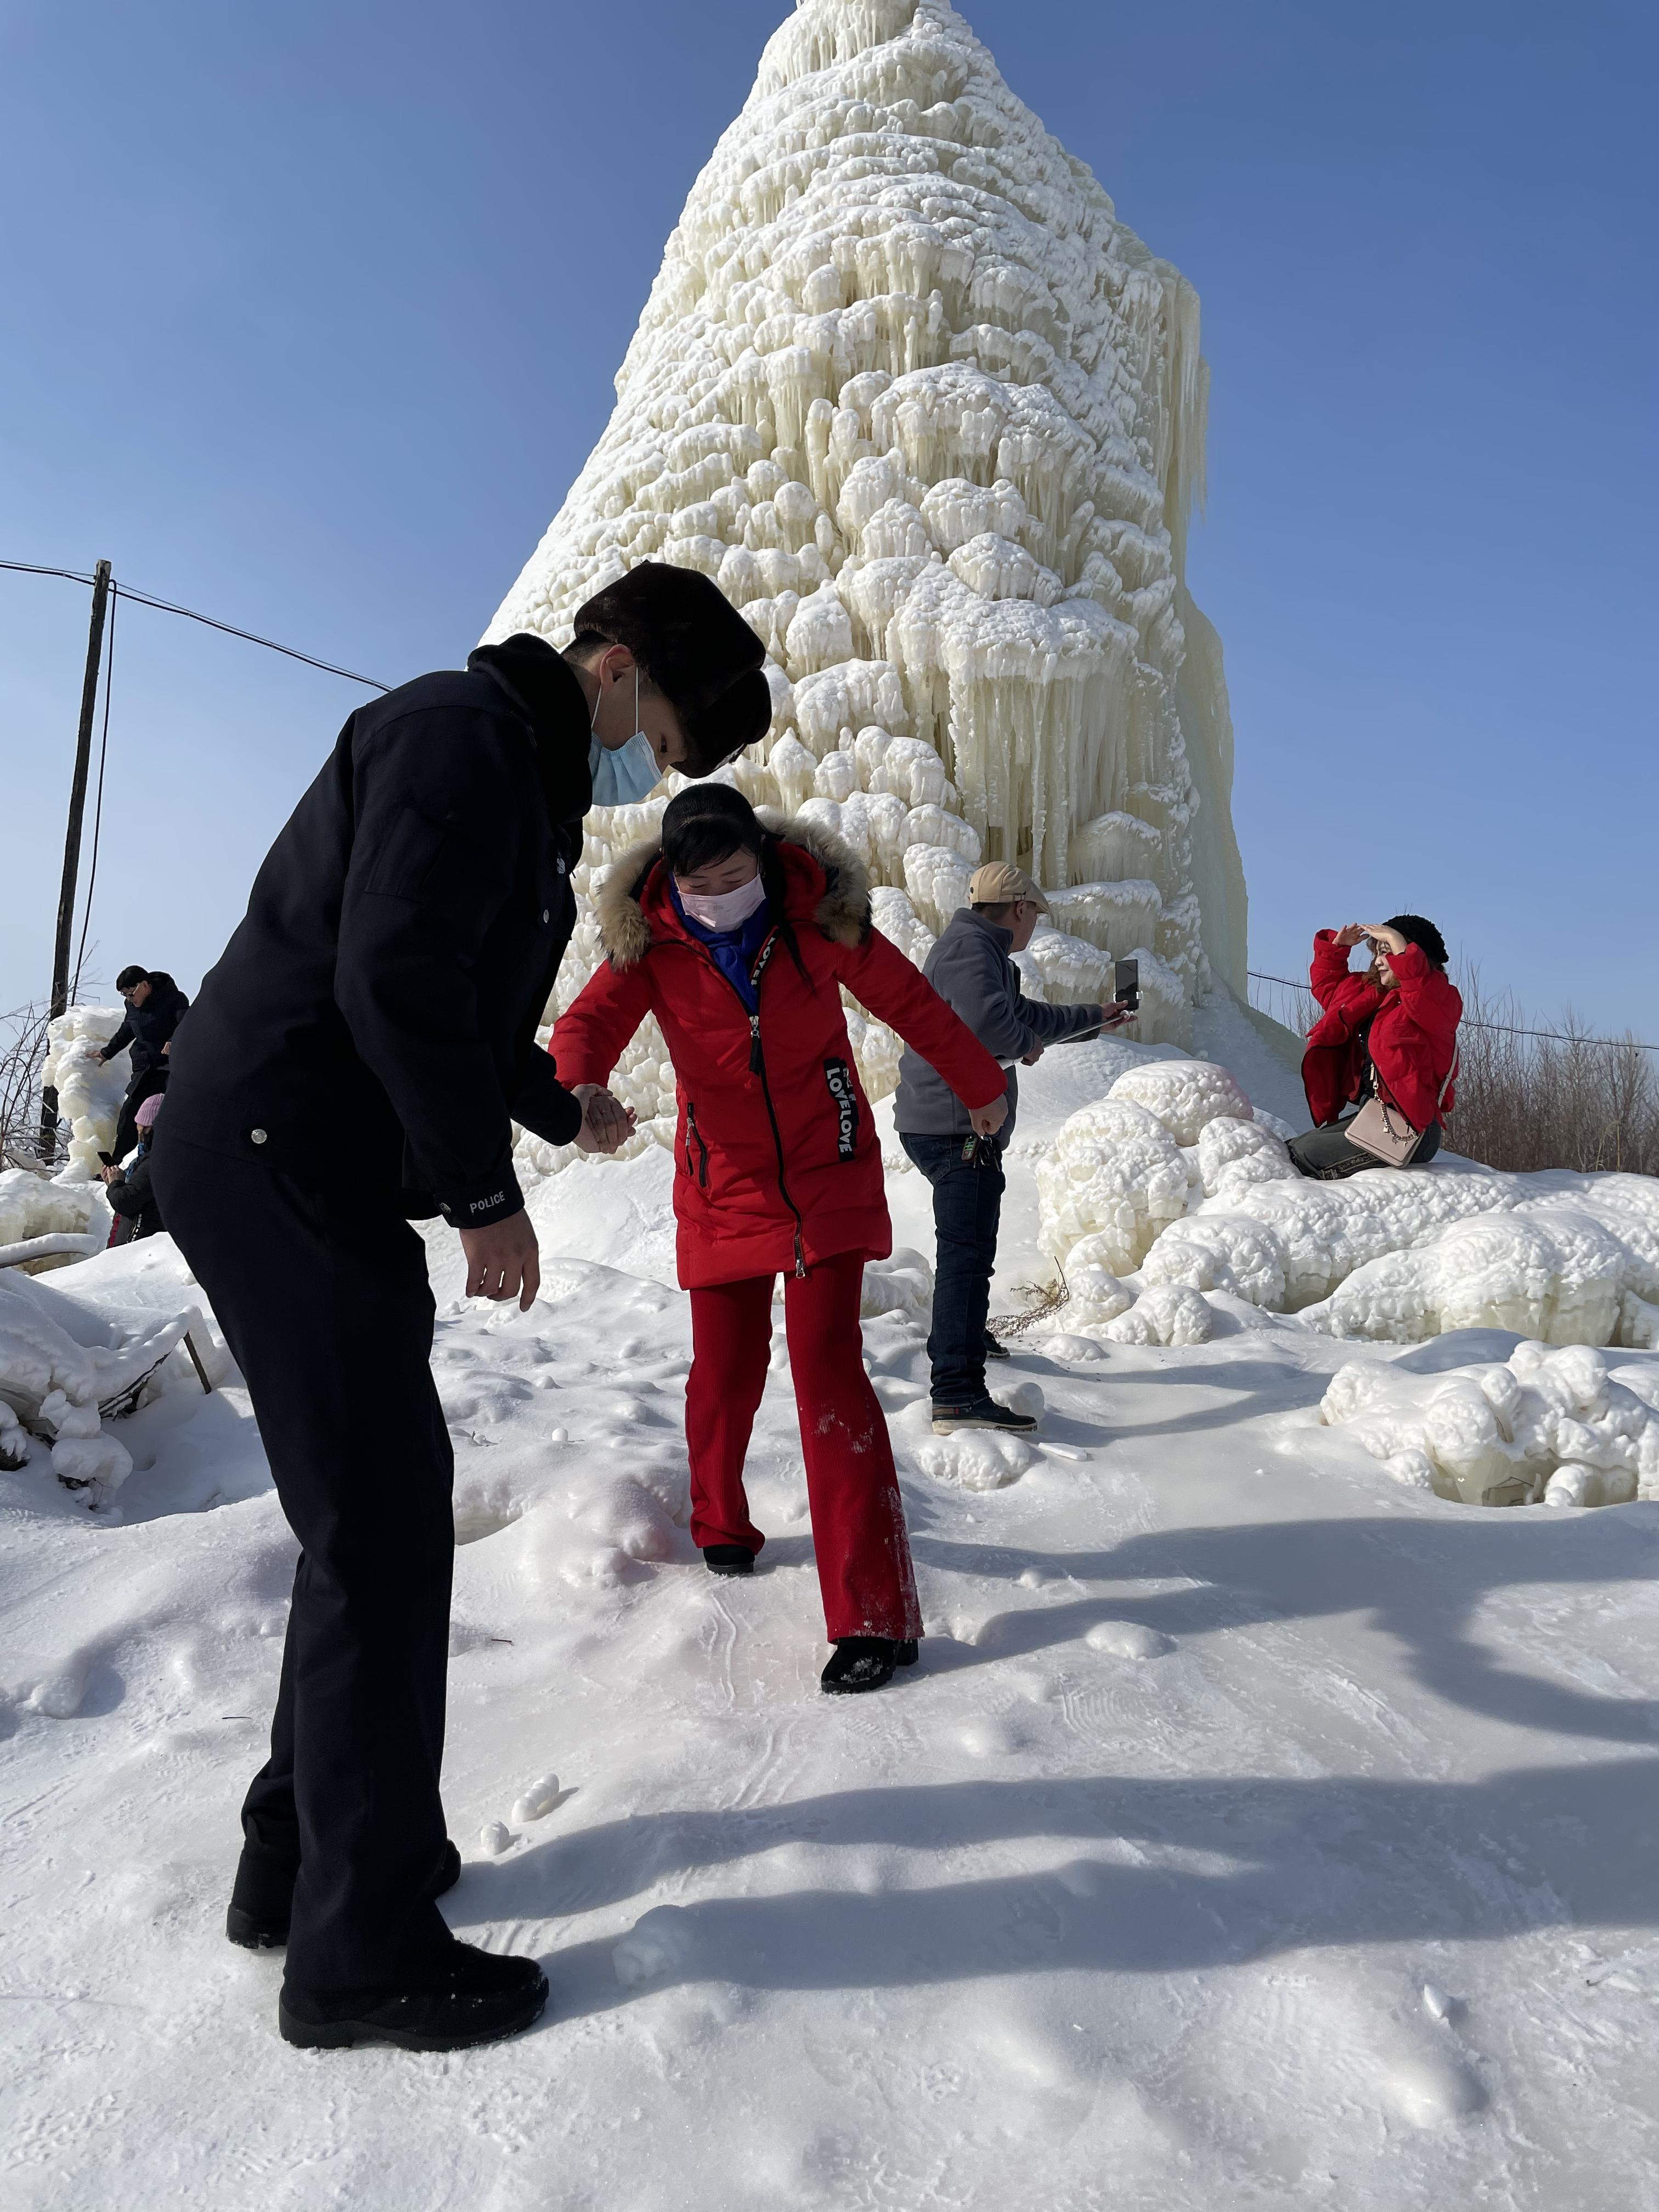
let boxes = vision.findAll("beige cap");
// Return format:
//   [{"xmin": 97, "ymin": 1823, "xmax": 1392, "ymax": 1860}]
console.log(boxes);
[{"xmin": 967, "ymin": 861, "xmax": 1048, "ymax": 912}]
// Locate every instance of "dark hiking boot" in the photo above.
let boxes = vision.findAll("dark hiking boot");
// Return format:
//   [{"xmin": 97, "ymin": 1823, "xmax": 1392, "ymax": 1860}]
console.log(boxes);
[
  {"xmin": 984, "ymin": 1332, "xmax": 1011, "ymax": 1361},
  {"xmin": 702, "ymin": 1545, "xmax": 755, "ymax": 1577},
  {"xmin": 227, "ymin": 1839, "xmax": 461, "ymax": 1951},
  {"xmin": 821, "ymin": 1637, "xmax": 917, "ymax": 1694},
  {"xmin": 279, "ymin": 1941, "xmax": 548, "ymax": 2053},
  {"xmin": 930, "ymin": 1398, "xmax": 1039, "ymax": 1436}
]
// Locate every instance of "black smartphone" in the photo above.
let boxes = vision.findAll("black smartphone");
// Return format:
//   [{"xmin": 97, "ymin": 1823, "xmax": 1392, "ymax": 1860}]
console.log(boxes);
[{"xmin": 1114, "ymin": 957, "xmax": 1140, "ymax": 1013}]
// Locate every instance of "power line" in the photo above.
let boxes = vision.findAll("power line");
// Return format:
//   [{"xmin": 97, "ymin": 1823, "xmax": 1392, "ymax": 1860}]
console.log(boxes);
[
  {"xmin": 0, "ymin": 556, "xmax": 390, "ymax": 691},
  {"xmin": 1248, "ymin": 970, "xmax": 1659, "ymax": 1056}
]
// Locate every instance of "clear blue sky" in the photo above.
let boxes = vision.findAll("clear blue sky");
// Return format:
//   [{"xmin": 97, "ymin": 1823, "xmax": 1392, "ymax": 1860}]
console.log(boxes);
[{"xmin": 3, "ymin": 0, "xmax": 1654, "ymax": 1035}]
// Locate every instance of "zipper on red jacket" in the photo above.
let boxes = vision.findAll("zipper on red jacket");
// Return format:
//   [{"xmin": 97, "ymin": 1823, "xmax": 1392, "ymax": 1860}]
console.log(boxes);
[{"xmin": 693, "ymin": 929, "xmax": 809, "ymax": 1278}]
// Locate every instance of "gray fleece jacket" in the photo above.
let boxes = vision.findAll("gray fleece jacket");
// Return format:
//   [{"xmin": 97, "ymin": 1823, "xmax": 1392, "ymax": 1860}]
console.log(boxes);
[{"xmin": 893, "ymin": 908, "xmax": 1102, "ymax": 1140}]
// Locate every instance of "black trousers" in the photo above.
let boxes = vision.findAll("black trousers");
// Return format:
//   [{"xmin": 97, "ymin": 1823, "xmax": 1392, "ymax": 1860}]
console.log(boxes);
[
  {"xmin": 900, "ymin": 1131, "xmax": 1006, "ymax": 1407},
  {"xmin": 153, "ymin": 1136, "xmax": 456, "ymax": 1993},
  {"xmin": 1288, "ymin": 1115, "xmax": 1443, "ymax": 1181}
]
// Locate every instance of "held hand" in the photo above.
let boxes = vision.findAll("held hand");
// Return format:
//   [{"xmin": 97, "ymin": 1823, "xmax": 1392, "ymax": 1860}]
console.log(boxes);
[
  {"xmin": 459, "ymin": 1209, "xmax": 541, "ymax": 1312},
  {"xmin": 571, "ymin": 1084, "xmax": 635, "ymax": 1155},
  {"xmin": 969, "ymin": 1093, "xmax": 1009, "ymax": 1138},
  {"xmin": 1020, "ymin": 1042, "xmax": 1045, "ymax": 1067},
  {"xmin": 1333, "ymin": 924, "xmax": 1369, "ymax": 949}
]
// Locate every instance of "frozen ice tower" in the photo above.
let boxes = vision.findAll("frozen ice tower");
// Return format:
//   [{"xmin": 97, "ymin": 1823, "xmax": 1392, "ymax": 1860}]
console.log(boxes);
[{"xmin": 489, "ymin": 0, "xmax": 1250, "ymax": 1141}]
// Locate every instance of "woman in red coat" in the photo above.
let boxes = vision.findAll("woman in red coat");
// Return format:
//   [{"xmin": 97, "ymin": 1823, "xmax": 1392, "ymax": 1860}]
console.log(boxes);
[
  {"xmin": 552, "ymin": 783, "xmax": 1008, "ymax": 1693},
  {"xmin": 1289, "ymin": 914, "xmax": 1462, "ymax": 1179}
]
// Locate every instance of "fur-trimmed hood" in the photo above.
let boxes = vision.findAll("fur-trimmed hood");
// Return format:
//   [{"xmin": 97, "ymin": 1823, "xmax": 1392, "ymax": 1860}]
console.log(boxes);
[{"xmin": 593, "ymin": 809, "xmax": 872, "ymax": 970}]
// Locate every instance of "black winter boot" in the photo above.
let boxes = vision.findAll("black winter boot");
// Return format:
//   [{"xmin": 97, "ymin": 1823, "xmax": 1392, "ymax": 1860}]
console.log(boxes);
[
  {"xmin": 227, "ymin": 1838, "xmax": 461, "ymax": 1951},
  {"xmin": 821, "ymin": 1637, "xmax": 918, "ymax": 1694},
  {"xmin": 930, "ymin": 1398, "xmax": 1038, "ymax": 1436},
  {"xmin": 279, "ymin": 1940, "xmax": 548, "ymax": 2052},
  {"xmin": 702, "ymin": 1545, "xmax": 755, "ymax": 1577},
  {"xmin": 984, "ymin": 1331, "xmax": 1011, "ymax": 1361}
]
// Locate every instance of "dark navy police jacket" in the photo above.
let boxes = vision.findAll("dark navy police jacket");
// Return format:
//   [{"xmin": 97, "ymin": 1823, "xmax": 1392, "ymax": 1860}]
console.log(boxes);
[{"xmin": 164, "ymin": 634, "xmax": 590, "ymax": 1228}]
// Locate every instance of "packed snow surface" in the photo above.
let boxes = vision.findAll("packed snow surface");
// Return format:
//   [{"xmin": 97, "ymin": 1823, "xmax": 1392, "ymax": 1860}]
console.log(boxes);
[{"xmin": 4, "ymin": 1032, "xmax": 1658, "ymax": 2210}]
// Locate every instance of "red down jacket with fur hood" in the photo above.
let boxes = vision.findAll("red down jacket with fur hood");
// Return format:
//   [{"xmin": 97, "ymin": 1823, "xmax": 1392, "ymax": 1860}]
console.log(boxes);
[
  {"xmin": 1302, "ymin": 929, "xmax": 1462, "ymax": 1132},
  {"xmin": 551, "ymin": 817, "xmax": 1007, "ymax": 1289}
]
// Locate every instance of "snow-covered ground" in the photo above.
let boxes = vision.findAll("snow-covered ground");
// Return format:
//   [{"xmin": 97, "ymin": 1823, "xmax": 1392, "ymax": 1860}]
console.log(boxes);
[{"xmin": 4, "ymin": 1037, "xmax": 1658, "ymax": 2211}]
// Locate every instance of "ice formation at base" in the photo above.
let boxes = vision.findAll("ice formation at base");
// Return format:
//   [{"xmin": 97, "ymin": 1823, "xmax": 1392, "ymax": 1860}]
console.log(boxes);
[
  {"xmin": 1033, "ymin": 1059, "xmax": 1659, "ymax": 1363},
  {"xmin": 488, "ymin": 0, "xmax": 1249, "ymax": 1150}
]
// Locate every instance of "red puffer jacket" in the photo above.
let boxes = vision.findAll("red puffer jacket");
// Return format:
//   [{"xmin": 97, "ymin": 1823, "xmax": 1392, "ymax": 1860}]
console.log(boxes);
[
  {"xmin": 551, "ymin": 818, "xmax": 1007, "ymax": 1289},
  {"xmin": 1302, "ymin": 929, "xmax": 1462, "ymax": 1132}
]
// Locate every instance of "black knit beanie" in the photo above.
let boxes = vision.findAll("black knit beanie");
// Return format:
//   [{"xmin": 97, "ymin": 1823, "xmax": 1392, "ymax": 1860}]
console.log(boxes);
[{"xmin": 1385, "ymin": 913, "xmax": 1449, "ymax": 969}]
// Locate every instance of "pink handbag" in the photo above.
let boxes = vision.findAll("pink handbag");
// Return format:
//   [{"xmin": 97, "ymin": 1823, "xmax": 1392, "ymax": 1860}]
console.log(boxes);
[{"xmin": 1345, "ymin": 1052, "xmax": 1458, "ymax": 1167}]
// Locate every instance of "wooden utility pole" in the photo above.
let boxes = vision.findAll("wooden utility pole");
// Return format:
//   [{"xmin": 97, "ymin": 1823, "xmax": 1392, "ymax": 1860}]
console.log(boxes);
[{"xmin": 39, "ymin": 558, "xmax": 112, "ymax": 1163}]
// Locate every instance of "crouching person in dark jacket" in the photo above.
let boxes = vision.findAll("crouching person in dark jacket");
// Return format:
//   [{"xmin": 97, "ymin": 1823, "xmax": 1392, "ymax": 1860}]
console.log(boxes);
[
  {"xmin": 894, "ymin": 864, "xmax": 1131, "ymax": 1434},
  {"xmin": 103, "ymin": 1089, "xmax": 166, "ymax": 1242},
  {"xmin": 153, "ymin": 563, "xmax": 771, "ymax": 2053}
]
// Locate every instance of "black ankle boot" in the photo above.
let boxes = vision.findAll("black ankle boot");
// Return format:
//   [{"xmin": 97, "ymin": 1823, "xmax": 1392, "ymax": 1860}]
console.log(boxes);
[
  {"xmin": 820, "ymin": 1636, "xmax": 917, "ymax": 1694},
  {"xmin": 702, "ymin": 1544, "xmax": 754, "ymax": 1577},
  {"xmin": 279, "ymin": 1940, "xmax": 548, "ymax": 2052},
  {"xmin": 227, "ymin": 1838, "xmax": 461, "ymax": 1951}
]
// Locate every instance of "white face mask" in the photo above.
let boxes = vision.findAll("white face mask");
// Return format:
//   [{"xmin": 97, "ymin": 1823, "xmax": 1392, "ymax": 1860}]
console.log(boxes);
[
  {"xmin": 677, "ymin": 870, "xmax": 768, "ymax": 932},
  {"xmin": 589, "ymin": 667, "xmax": 663, "ymax": 809}
]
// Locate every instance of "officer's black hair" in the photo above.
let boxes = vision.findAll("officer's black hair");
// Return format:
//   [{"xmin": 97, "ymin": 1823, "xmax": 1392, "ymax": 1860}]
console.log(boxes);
[{"xmin": 115, "ymin": 964, "xmax": 149, "ymax": 991}]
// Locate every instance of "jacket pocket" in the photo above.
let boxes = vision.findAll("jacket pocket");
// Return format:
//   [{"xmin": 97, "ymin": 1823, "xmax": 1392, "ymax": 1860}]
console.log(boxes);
[
  {"xmin": 685, "ymin": 1104, "xmax": 710, "ymax": 1189},
  {"xmin": 823, "ymin": 1058, "xmax": 859, "ymax": 1161}
]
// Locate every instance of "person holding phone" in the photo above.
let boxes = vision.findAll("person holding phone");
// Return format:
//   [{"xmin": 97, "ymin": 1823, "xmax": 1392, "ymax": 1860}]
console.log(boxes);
[
  {"xmin": 893, "ymin": 864, "xmax": 1132, "ymax": 1434},
  {"xmin": 1288, "ymin": 916, "xmax": 1462, "ymax": 1179},
  {"xmin": 552, "ymin": 783, "xmax": 1009, "ymax": 1695}
]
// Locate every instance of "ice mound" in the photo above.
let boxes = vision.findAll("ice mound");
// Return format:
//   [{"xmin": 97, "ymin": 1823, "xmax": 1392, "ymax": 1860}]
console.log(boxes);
[
  {"xmin": 1100, "ymin": 1283, "xmax": 1214, "ymax": 1347},
  {"xmin": 1310, "ymin": 1209, "xmax": 1629, "ymax": 1347},
  {"xmin": 1108, "ymin": 1060, "xmax": 1251, "ymax": 1147},
  {"xmin": 0, "ymin": 1169, "xmax": 111, "ymax": 1270},
  {"xmin": 1036, "ymin": 1099, "xmax": 1190, "ymax": 1276},
  {"xmin": 487, "ymin": 0, "xmax": 1257, "ymax": 1162},
  {"xmin": 1035, "ymin": 1054, "xmax": 1659, "ymax": 1352},
  {"xmin": 0, "ymin": 1269, "xmax": 205, "ymax": 1503},
  {"xmin": 1321, "ymin": 1342, "xmax": 1659, "ymax": 1509},
  {"xmin": 38, "ymin": 1005, "xmax": 129, "ymax": 1175}
]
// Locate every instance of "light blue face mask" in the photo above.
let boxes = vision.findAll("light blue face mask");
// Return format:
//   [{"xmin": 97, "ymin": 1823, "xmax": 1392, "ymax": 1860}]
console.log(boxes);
[{"xmin": 589, "ymin": 667, "xmax": 664, "ymax": 809}]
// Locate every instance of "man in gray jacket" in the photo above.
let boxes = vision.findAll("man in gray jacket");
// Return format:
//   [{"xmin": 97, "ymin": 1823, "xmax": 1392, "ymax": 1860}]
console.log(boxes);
[{"xmin": 894, "ymin": 862, "xmax": 1130, "ymax": 1431}]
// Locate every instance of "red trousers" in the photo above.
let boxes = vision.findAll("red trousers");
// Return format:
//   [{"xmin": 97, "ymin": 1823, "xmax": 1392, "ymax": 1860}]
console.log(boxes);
[{"xmin": 686, "ymin": 1250, "xmax": 922, "ymax": 1642}]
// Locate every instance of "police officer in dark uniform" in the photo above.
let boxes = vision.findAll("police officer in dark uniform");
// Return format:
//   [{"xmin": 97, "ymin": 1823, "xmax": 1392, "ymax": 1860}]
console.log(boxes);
[{"xmin": 156, "ymin": 566, "xmax": 768, "ymax": 2052}]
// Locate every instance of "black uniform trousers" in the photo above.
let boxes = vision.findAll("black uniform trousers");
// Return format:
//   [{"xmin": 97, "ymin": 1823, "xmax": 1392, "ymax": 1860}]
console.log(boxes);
[{"xmin": 153, "ymin": 1135, "xmax": 456, "ymax": 1993}]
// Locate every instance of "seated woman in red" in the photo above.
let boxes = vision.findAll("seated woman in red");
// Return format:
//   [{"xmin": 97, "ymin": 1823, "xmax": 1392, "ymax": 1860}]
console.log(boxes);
[
  {"xmin": 552, "ymin": 783, "xmax": 1008, "ymax": 1695},
  {"xmin": 1288, "ymin": 915, "xmax": 1462, "ymax": 1180}
]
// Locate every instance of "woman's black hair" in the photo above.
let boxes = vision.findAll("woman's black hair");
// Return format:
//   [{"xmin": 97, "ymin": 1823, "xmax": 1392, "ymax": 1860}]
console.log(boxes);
[
  {"xmin": 661, "ymin": 782, "xmax": 763, "ymax": 876},
  {"xmin": 660, "ymin": 783, "xmax": 813, "ymax": 986},
  {"xmin": 1385, "ymin": 913, "xmax": 1449, "ymax": 970}
]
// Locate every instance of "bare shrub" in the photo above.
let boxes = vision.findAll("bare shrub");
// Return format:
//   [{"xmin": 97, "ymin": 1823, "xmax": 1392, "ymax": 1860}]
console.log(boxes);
[
  {"xmin": 1448, "ymin": 974, "xmax": 1659, "ymax": 1176},
  {"xmin": 0, "ymin": 1002, "xmax": 65, "ymax": 1173}
]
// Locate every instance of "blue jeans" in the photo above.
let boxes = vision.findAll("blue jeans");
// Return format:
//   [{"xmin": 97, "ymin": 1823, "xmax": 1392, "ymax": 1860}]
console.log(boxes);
[{"xmin": 900, "ymin": 1131, "xmax": 1006, "ymax": 1407}]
